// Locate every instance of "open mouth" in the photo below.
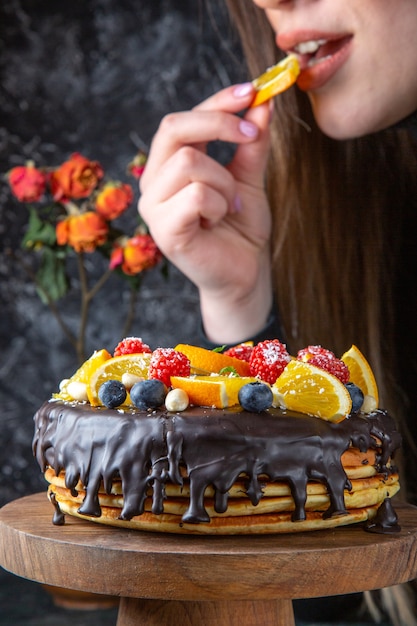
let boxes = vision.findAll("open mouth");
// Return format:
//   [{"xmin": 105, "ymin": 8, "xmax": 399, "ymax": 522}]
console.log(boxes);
[{"xmin": 292, "ymin": 35, "xmax": 353, "ymax": 69}]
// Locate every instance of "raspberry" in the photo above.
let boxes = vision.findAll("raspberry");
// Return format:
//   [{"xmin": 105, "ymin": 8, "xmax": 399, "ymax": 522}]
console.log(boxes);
[
  {"xmin": 224, "ymin": 343, "xmax": 254, "ymax": 363},
  {"xmin": 297, "ymin": 345, "xmax": 349, "ymax": 384},
  {"xmin": 148, "ymin": 348, "xmax": 191, "ymax": 387},
  {"xmin": 114, "ymin": 337, "xmax": 152, "ymax": 357},
  {"xmin": 249, "ymin": 339, "xmax": 291, "ymax": 384}
]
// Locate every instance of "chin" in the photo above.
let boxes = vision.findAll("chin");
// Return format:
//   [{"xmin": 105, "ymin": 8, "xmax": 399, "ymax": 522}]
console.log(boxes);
[
  {"xmin": 310, "ymin": 95, "xmax": 416, "ymax": 140},
  {"xmin": 310, "ymin": 102, "xmax": 375, "ymax": 140}
]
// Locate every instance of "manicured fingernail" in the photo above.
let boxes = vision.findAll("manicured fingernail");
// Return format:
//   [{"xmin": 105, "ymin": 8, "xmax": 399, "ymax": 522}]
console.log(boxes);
[
  {"xmin": 239, "ymin": 120, "xmax": 258, "ymax": 138},
  {"xmin": 233, "ymin": 82, "xmax": 254, "ymax": 98},
  {"xmin": 233, "ymin": 194, "xmax": 242, "ymax": 213}
]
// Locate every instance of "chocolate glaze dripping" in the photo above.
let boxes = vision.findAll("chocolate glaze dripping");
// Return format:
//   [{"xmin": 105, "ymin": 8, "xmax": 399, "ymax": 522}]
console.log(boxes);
[
  {"xmin": 365, "ymin": 498, "xmax": 401, "ymax": 534},
  {"xmin": 33, "ymin": 402, "xmax": 401, "ymax": 526},
  {"xmin": 49, "ymin": 491, "xmax": 65, "ymax": 525}
]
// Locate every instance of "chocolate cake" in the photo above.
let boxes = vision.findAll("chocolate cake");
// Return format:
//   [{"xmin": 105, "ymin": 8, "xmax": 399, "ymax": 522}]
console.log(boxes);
[
  {"xmin": 33, "ymin": 401, "xmax": 401, "ymax": 535},
  {"xmin": 32, "ymin": 339, "xmax": 402, "ymax": 534}
]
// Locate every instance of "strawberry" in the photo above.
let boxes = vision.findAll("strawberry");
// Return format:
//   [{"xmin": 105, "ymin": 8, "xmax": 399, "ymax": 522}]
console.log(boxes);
[
  {"xmin": 148, "ymin": 348, "xmax": 191, "ymax": 387},
  {"xmin": 224, "ymin": 343, "xmax": 254, "ymax": 363},
  {"xmin": 297, "ymin": 345, "xmax": 349, "ymax": 384},
  {"xmin": 249, "ymin": 339, "xmax": 291, "ymax": 385},
  {"xmin": 114, "ymin": 337, "xmax": 152, "ymax": 357}
]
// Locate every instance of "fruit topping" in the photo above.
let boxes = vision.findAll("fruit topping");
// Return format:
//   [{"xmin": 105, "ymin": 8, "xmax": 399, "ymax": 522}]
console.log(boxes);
[
  {"xmin": 297, "ymin": 345, "xmax": 349, "ymax": 384},
  {"xmin": 54, "ymin": 348, "xmax": 112, "ymax": 402},
  {"xmin": 224, "ymin": 342, "xmax": 254, "ymax": 363},
  {"xmin": 113, "ymin": 337, "xmax": 151, "ymax": 356},
  {"xmin": 273, "ymin": 360, "xmax": 352, "ymax": 422},
  {"xmin": 341, "ymin": 344, "xmax": 379, "ymax": 407},
  {"xmin": 130, "ymin": 379, "xmax": 167, "ymax": 410},
  {"xmin": 238, "ymin": 381, "xmax": 273, "ymax": 413},
  {"xmin": 170, "ymin": 375, "xmax": 258, "ymax": 409},
  {"xmin": 165, "ymin": 388, "xmax": 189, "ymax": 412},
  {"xmin": 345, "ymin": 382, "xmax": 364, "ymax": 414},
  {"xmin": 174, "ymin": 344, "xmax": 251, "ymax": 376},
  {"xmin": 249, "ymin": 339, "xmax": 291, "ymax": 384},
  {"xmin": 98, "ymin": 379, "xmax": 127, "ymax": 409},
  {"xmin": 88, "ymin": 353, "xmax": 151, "ymax": 406},
  {"xmin": 148, "ymin": 348, "xmax": 191, "ymax": 387}
]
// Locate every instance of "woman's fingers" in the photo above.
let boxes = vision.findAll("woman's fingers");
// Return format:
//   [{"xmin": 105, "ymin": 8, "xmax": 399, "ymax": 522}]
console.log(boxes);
[
  {"xmin": 140, "ymin": 146, "xmax": 237, "ymax": 214},
  {"xmin": 140, "ymin": 184, "xmax": 232, "ymax": 278},
  {"xmin": 230, "ymin": 102, "xmax": 272, "ymax": 188},
  {"xmin": 141, "ymin": 108, "xmax": 259, "ymax": 188},
  {"xmin": 193, "ymin": 82, "xmax": 255, "ymax": 113}
]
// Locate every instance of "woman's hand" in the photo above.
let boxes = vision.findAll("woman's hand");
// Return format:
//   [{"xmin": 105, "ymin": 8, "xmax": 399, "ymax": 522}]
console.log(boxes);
[{"xmin": 138, "ymin": 83, "xmax": 273, "ymax": 344}]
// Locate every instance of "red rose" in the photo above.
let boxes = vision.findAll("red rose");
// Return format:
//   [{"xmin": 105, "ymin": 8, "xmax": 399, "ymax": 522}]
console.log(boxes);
[
  {"xmin": 8, "ymin": 164, "xmax": 48, "ymax": 202},
  {"xmin": 110, "ymin": 234, "xmax": 161, "ymax": 275},
  {"xmin": 95, "ymin": 182, "xmax": 133, "ymax": 220},
  {"xmin": 56, "ymin": 211, "xmax": 108, "ymax": 253},
  {"xmin": 127, "ymin": 151, "xmax": 147, "ymax": 179},
  {"xmin": 50, "ymin": 153, "xmax": 104, "ymax": 201}
]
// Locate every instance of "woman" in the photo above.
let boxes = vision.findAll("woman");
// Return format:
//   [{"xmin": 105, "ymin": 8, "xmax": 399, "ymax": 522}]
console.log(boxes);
[{"xmin": 139, "ymin": 2, "xmax": 417, "ymax": 620}]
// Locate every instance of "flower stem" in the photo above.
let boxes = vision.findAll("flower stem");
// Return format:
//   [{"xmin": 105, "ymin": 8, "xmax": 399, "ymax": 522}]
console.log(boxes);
[{"xmin": 76, "ymin": 252, "xmax": 113, "ymax": 364}]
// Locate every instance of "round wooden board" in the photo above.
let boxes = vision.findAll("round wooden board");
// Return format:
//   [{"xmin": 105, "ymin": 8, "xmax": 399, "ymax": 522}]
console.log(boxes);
[{"xmin": 1, "ymin": 493, "xmax": 417, "ymax": 602}]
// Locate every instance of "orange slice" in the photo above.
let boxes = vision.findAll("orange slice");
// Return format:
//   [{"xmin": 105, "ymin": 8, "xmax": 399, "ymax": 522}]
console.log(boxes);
[
  {"xmin": 341, "ymin": 345, "xmax": 379, "ymax": 406},
  {"xmin": 53, "ymin": 349, "xmax": 112, "ymax": 402},
  {"xmin": 88, "ymin": 353, "xmax": 152, "ymax": 406},
  {"xmin": 174, "ymin": 344, "xmax": 251, "ymax": 377},
  {"xmin": 170, "ymin": 375, "xmax": 258, "ymax": 409},
  {"xmin": 251, "ymin": 54, "xmax": 300, "ymax": 107},
  {"xmin": 273, "ymin": 360, "xmax": 352, "ymax": 422}
]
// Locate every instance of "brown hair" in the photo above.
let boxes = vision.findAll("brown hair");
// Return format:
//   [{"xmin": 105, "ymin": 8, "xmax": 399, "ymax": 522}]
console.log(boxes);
[{"xmin": 225, "ymin": 0, "xmax": 417, "ymax": 499}]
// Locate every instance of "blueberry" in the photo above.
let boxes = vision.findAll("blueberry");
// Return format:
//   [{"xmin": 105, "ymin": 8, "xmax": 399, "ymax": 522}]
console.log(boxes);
[
  {"xmin": 345, "ymin": 382, "xmax": 364, "ymax": 414},
  {"xmin": 130, "ymin": 379, "xmax": 167, "ymax": 410},
  {"xmin": 238, "ymin": 381, "xmax": 273, "ymax": 413},
  {"xmin": 98, "ymin": 379, "xmax": 127, "ymax": 408}
]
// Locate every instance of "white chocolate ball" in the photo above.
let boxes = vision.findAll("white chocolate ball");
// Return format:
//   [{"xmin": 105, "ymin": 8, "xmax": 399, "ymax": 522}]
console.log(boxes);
[
  {"xmin": 121, "ymin": 372, "xmax": 144, "ymax": 390},
  {"xmin": 165, "ymin": 388, "xmax": 189, "ymax": 412},
  {"xmin": 66, "ymin": 381, "xmax": 88, "ymax": 402}
]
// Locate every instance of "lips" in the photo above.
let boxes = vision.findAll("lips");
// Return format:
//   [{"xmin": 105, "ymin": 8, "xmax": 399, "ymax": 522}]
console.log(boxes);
[{"xmin": 278, "ymin": 33, "xmax": 353, "ymax": 91}]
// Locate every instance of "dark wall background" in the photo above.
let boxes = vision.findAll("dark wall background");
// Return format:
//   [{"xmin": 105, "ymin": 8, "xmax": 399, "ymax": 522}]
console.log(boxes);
[{"xmin": 0, "ymin": 0, "xmax": 245, "ymax": 508}]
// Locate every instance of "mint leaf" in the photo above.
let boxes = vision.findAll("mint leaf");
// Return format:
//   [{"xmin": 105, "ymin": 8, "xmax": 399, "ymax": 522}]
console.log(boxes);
[{"xmin": 219, "ymin": 366, "xmax": 239, "ymax": 377}]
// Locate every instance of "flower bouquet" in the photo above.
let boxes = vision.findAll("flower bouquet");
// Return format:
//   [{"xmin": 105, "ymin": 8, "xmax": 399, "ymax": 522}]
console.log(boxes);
[{"xmin": 6, "ymin": 151, "xmax": 161, "ymax": 364}]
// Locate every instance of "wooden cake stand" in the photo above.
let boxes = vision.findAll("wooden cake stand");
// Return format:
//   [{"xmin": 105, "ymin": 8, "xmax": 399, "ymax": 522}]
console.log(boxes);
[{"xmin": 1, "ymin": 493, "xmax": 417, "ymax": 626}]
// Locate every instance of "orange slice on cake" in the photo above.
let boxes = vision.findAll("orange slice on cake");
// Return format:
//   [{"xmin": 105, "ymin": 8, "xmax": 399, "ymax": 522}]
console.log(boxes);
[
  {"xmin": 54, "ymin": 349, "xmax": 112, "ymax": 402},
  {"xmin": 273, "ymin": 360, "xmax": 352, "ymax": 422},
  {"xmin": 174, "ymin": 344, "xmax": 251, "ymax": 377},
  {"xmin": 341, "ymin": 345, "xmax": 379, "ymax": 408},
  {"xmin": 171, "ymin": 375, "xmax": 258, "ymax": 409},
  {"xmin": 88, "ymin": 353, "xmax": 152, "ymax": 406},
  {"xmin": 251, "ymin": 54, "xmax": 300, "ymax": 107}
]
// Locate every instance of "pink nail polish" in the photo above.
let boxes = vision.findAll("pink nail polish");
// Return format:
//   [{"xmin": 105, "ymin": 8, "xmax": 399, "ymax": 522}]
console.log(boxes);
[
  {"xmin": 233, "ymin": 194, "xmax": 242, "ymax": 213},
  {"xmin": 239, "ymin": 120, "xmax": 258, "ymax": 138},
  {"xmin": 233, "ymin": 83, "xmax": 254, "ymax": 98}
]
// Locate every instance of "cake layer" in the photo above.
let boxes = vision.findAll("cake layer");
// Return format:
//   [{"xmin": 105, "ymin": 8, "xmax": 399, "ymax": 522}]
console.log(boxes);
[{"xmin": 47, "ymin": 487, "xmax": 382, "ymax": 535}]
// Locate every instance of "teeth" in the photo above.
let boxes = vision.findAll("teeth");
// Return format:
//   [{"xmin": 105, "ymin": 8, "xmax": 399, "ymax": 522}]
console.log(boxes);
[{"xmin": 295, "ymin": 39, "xmax": 327, "ymax": 55}]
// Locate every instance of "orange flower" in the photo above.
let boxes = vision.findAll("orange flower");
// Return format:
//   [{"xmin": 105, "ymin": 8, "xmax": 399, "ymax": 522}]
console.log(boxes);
[
  {"xmin": 110, "ymin": 234, "xmax": 161, "ymax": 275},
  {"xmin": 8, "ymin": 164, "xmax": 48, "ymax": 202},
  {"xmin": 50, "ymin": 153, "xmax": 104, "ymax": 201},
  {"xmin": 95, "ymin": 182, "xmax": 133, "ymax": 220},
  {"xmin": 56, "ymin": 211, "xmax": 109, "ymax": 253}
]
